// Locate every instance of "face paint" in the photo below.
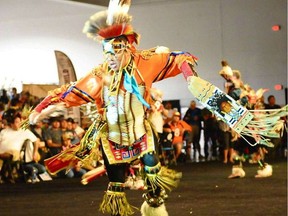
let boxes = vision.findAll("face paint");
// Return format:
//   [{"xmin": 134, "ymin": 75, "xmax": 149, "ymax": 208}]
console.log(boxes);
[
  {"xmin": 102, "ymin": 39, "xmax": 115, "ymax": 55},
  {"xmin": 102, "ymin": 39, "xmax": 127, "ymax": 55},
  {"xmin": 106, "ymin": 53, "xmax": 121, "ymax": 71},
  {"xmin": 103, "ymin": 39, "xmax": 129, "ymax": 71}
]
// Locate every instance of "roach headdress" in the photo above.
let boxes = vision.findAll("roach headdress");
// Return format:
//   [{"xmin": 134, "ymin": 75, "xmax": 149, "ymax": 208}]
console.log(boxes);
[{"xmin": 82, "ymin": 0, "xmax": 140, "ymax": 45}]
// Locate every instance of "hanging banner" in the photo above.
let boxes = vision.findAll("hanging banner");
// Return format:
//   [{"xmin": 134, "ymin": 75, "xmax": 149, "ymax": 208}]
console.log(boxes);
[{"xmin": 54, "ymin": 50, "xmax": 81, "ymax": 124}]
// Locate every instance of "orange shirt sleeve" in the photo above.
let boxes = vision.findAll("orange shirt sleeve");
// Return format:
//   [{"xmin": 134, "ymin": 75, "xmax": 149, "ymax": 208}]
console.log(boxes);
[
  {"xmin": 179, "ymin": 120, "xmax": 192, "ymax": 131},
  {"xmin": 60, "ymin": 71, "xmax": 103, "ymax": 108},
  {"xmin": 134, "ymin": 51, "xmax": 197, "ymax": 87},
  {"xmin": 45, "ymin": 66, "xmax": 104, "ymax": 110}
]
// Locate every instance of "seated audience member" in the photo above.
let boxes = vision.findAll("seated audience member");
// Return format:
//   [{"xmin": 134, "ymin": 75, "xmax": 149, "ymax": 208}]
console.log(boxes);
[
  {"xmin": 30, "ymin": 120, "xmax": 50, "ymax": 163},
  {"xmin": 72, "ymin": 118, "xmax": 85, "ymax": 139},
  {"xmin": 60, "ymin": 118, "xmax": 68, "ymax": 132},
  {"xmin": 0, "ymin": 89, "xmax": 10, "ymax": 105},
  {"xmin": 0, "ymin": 109, "xmax": 47, "ymax": 183},
  {"xmin": 7, "ymin": 87, "xmax": 19, "ymax": 109},
  {"xmin": 66, "ymin": 117, "xmax": 81, "ymax": 145},
  {"xmin": 163, "ymin": 111, "xmax": 192, "ymax": 161},
  {"xmin": 21, "ymin": 139, "xmax": 50, "ymax": 183},
  {"xmin": 45, "ymin": 117, "xmax": 63, "ymax": 156},
  {"xmin": 162, "ymin": 101, "xmax": 176, "ymax": 124},
  {"xmin": 0, "ymin": 101, "xmax": 5, "ymax": 115}
]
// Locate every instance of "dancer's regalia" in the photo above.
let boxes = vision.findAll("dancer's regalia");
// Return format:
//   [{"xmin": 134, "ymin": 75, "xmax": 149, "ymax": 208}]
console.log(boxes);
[
  {"xmin": 28, "ymin": 2, "xmax": 194, "ymax": 215},
  {"xmin": 25, "ymin": 1, "xmax": 287, "ymax": 215},
  {"xmin": 218, "ymin": 61, "xmax": 287, "ymax": 178}
]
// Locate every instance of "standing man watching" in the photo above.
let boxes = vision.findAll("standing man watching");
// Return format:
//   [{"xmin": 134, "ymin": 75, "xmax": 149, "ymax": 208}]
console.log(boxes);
[{"xmin": 183, "ymin": 100, "xmax": 204, "ymax": 161}]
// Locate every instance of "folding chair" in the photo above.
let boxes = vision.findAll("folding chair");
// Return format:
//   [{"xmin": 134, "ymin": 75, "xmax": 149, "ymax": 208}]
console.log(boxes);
[
  {"xmin": 0, "ymin": 152, "xmax": 21, "ymax": 183},
  {"xmin": 160, "ymin": 132, "xmax": 177, "ymax": 165}
]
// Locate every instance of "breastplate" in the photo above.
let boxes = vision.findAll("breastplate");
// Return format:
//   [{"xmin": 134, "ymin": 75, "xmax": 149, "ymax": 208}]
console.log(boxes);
[{"xmin": 103, "ymin": 85, "xmax": 146, "ymax": 146}]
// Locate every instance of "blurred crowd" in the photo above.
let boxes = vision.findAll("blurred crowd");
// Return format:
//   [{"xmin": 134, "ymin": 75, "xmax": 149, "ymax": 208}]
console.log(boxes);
[
  {"xmin": 0, "ymin": 87, "xmax": 41, "ymax": 113},
  {"xmin": 159, "ymin": 96, "xmax": 287, "ymax": 166},
  {"xmin": 0, "ymin": 87, "xmax": 93, "ymax": 184},
  {"xmin": 0, "ymin": 87, "xmax": 286, "ymax": 184}
]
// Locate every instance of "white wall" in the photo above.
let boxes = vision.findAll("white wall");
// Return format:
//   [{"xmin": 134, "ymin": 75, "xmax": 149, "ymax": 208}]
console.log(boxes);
[
  {"xmin": 0, "ymin": 0, "xmax": 104, "ymax": 89},
  {"xmin": 0, "ymin": 0, "xmax": 286, "ymax": 106},
  {"xmin": 131, "ymin": 0, "xmax": 287, "ymax": 106}
]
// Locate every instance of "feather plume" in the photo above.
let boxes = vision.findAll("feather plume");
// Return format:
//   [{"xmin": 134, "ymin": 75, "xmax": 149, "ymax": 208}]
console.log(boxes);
[
  {"xmin": 255, "ymin": 88, "xmax": 269, "ymax": 99},
  {"xmin": 83, "ymin": 2, "xmax": 132, "ymax": 41},
  {"xmin": 107, "ymin": 0, "xmax": 131, "ymax": 25},
  {"xmin": 83, "ymin": 10, "xmax": 108, "ymax": 41},
  {"xmin": 219, "ymin": 60, "xmax": 233, "ymax": 77},
  {"xmin": 107, "ymin": 0, "xmax": 120, "ymax": 25},
  {"xmin": 83, "ymin": 0, "xmax": 138, "ymax": 44}
]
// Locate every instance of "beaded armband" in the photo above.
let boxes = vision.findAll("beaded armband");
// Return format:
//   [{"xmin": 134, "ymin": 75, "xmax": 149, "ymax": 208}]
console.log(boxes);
[{"xmin": 107, "ymin": 182, "xmax": 126, "ymax": 192}]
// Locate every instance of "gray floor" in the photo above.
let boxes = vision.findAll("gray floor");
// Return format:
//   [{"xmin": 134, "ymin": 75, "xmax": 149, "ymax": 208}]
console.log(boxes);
[{"xmin": 0, "ymin": 159, "xmax": 287, "ymax": 216}]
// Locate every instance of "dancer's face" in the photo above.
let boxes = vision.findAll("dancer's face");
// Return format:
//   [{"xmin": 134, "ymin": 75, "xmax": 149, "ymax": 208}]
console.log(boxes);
[{"xmin": 103, "ymin": 38, "xmax": 130, "ymax": 71}]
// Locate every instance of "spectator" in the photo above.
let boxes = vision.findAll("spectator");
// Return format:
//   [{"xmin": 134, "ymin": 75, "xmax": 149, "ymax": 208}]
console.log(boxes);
[
  {"xmin": 45, "ymin": 117, "xmax": 63, "ymax": 156},
  {"xmin": 218, "ymin": 121, "xmax": 235, "ymax": 163},
  {"xmin": 8, "ymin": 87, "xmax": 20, "ymax": 109},
  {"xmin": 164, "ymin": 111, "xmax": 192, "ymax": 161},
  {"xmin": 0, "ymin": 89, "xmax": 10, "ymax": 105},
  {"xmin": 0, "ymin": 109, "xmax": 46, "ymax": 183},
  {"xmin": 8, "ymin": 97, "xmax": 20, "ymax": 110},
  {"xmin": 18, "ymin": 91, "xmax": 33, "ymax": 110},
  {"xmin": 30, "ymin": 120, "xmax": 50, "ymax": 163},
  {"xmin": 66, "ymin": 117, "xmax": 81, "ymax": 145},
  {"xmin": 60, "ymin": 118, "xmax": 68, "ymax": 132},
  {"xmin": 202, "ymin": 108, "xmax": 219, "ymax": 161},
  {"xmin": 265, "ymin": 95, "xmax": 281, "ymax": 109},
  {"xmin": 183, "ymin": 100, "xmax": 204, "ymax": 161},
  {"xmin": 21, "ymin": 139, "xmax": 49, "ymax": 183},
  {"xmin": 10, "ymin": 87, "xmax": 19, "ymax": 101},
  {"xmin": 264, "ymin": 95, "xmax": 282, "ymax": 160},
  {"xmin": 72, "ymin": 119, "xmax": 85, "ymax": 139},
  {"xmin": 0, "ymin": 102, "xmax": 5, "ymax": 120},
  {"xmin": 162, "ymin": 101, "xmax": 176, "ymax": 124}
]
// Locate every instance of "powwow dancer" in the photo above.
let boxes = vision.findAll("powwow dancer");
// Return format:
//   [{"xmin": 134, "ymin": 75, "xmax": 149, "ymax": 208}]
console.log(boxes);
[
  {"xmin": 28, "ymin": 1, "xmax": 194, "ymax": 215},
  {"xmin": 24, "ymin": 1, "xmax": 287, "ymax": 216},
  {"xmin": 218, "ymin": 60, "xmax": 287, "ymax": 178}
]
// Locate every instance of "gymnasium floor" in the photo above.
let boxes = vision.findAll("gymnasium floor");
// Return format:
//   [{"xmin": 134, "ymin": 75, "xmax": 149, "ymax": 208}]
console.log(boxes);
[{"xmin": 0, "ymin": 159, "xmax": 287, "ymax": 216}]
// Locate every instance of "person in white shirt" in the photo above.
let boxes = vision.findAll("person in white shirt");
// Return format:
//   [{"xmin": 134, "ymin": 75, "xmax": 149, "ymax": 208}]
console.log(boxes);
[{"xmin": 0, "ymin": 109, "xmax": 47, "ymax": 183}]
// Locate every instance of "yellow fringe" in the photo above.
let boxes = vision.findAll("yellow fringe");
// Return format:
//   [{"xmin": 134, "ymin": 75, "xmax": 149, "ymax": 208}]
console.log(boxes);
[
  {"xmin": 20, "ymin": 118, "xmax": 30, "ymax": 130},
  {"xmin": 20, "ymin": 107, "xmax": 34, "ymax": 130},
  {"xmin": 239, "ymin": 105, "xmax": 288, "ymax": 147},
  {"xmin": 144, "ymin": 166, "xmax": 181, "ymax": 192},
  {"xmin": 99, "ymin": 191, "xmax": 138, "ymax": 216}
]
